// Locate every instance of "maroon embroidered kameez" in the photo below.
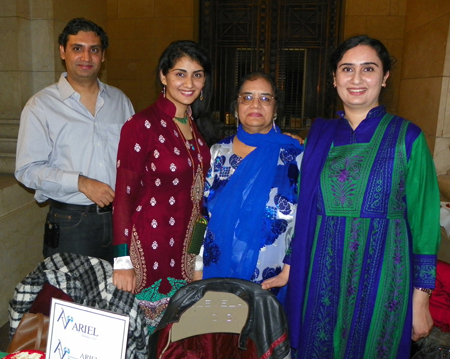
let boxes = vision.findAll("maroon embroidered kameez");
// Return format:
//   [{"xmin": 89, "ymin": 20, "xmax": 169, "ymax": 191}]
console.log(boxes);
[{"xmin": 113, "ymin": 94, "xmax": 210, "ymax": 331}]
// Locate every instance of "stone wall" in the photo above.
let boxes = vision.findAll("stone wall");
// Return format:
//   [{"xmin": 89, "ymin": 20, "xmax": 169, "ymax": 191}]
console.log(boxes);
[
  {"xmin": 106, "ymin": 0, "xmax": 199, "ymax": 112},
  {"xmin": 399, "ymin": 1, "xmax": 450, "ymax": 175},
  {"xmin": 0, "ymin": 177, "xmax": 47, "ymax": 325}
]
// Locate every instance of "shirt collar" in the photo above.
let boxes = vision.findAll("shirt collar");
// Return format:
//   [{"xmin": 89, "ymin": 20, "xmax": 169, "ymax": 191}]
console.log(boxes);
[{"xmin": 58, "ymin": 72, "xmax": 107, "ymax": 100}]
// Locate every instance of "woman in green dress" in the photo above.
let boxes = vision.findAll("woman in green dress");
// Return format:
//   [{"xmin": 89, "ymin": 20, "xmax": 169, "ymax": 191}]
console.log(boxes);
[{"xmin": 287, "ymin": 35, "xmax": 441, "ymax": 359}]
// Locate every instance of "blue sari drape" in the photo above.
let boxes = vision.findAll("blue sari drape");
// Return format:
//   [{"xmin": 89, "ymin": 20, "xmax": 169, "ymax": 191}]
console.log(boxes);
[{"xmin": 203, "ymin": 124, "xmax": 303, "ymax": 280}]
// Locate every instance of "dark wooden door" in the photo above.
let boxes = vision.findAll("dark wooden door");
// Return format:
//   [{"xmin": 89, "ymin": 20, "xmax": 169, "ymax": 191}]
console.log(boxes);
[{"xmin": 200, "ymin": 0, "xmax": 342, "ymax": 135}]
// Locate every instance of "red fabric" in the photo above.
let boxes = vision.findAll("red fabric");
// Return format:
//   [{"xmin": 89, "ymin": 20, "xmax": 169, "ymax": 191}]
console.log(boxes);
[
  {"xmin": 28, "ymin": 282, "xmax": 73, "ymax": 316},
  {"xmin": 429, "ymin": 260, "xmax": 450, "ymax": 332},
  {"xmin": 155, "ymin": 323, "xmax": 258, "ymax": 359},
  {"xmin": 113, "ymin": 95, "xmax": 211, "ymax": 294},
  {"xmin": 260, "ymin": 332, "xmax": 288, "ymax": 359}
]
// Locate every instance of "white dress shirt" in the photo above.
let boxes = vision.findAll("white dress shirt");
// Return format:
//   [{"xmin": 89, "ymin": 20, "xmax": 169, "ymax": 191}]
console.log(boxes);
[{"xmin": 15, "ymin": 73, "xmax": 134, "ymax": 205}]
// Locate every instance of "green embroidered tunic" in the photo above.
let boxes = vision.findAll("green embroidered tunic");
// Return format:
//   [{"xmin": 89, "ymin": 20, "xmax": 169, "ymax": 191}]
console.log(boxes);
[{"xmin": 289, "ymin": 106, "xmax": 441, "ymax": 359}]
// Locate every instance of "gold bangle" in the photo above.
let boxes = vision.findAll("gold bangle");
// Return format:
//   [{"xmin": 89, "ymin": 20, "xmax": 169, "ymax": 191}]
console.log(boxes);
[{"xmin": 414, "ymin": 287, "xmax": 433, "ymax": 296}]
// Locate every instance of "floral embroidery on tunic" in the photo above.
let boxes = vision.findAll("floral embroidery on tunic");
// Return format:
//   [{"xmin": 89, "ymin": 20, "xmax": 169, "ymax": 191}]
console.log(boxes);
[
  {"xmin": 135, "ymin": 277, "xmax": 187, "ymax": 333},
  {"xmin": 329, "ymin": 155, "xmax": 364, "ymax": 208}
]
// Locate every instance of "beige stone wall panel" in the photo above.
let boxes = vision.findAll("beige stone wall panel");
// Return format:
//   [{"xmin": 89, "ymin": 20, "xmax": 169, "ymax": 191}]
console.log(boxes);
[
  {"xmin": 444, "ymin": 24, "xmax": 450, "ymax": 77},
  {"xmin": 366, "ymin": 15, "xmax": 405, "ymax": 40},
  {"xmin": 0, "ymin": 18, "xmax": 20, "ymax": 71},
  {"xmin": 155, "ymin": 0, "xmax": 193, "ymax": 17},
  {"xmin": 0, "ymin": 201, "xmax": 47, "ymax": 326},
  {"xmin": 18, "ymin": 18, "xmax": 33, "ymax": 71},
  {"xmin": 343, "ymin": 16, "xmax": 367, "ymax": 38},
  {"xmin": 136, "ymin": 17, "xmax": 175, "ymax": 39},
  {"xmin": 18, "ymin": 71, "xmax": 57, "ymax": 109},
  {"xmin": 383, "ymin": 39, "xmax": 404, "ymax": 113},
  {"xmin": 136, "ymin": 48, "xmax": 158, "ymax": 80},
  {"xmin": 153, "ymin": 38, "xmax": 178, "ymax": 59},
  {"xmin": 107, "ymin": 59, "xmax": 140, "ymax": 80},
  {"xmin": 173, "ymin": 17, "xmax": 195, "ymax": 40},
  {"xmin": 118, "ymin": 0, "xmax": 155, "ymax": 18},
  {"xmin": 434, "ymin": 77, "xmax": 450, "ymax": 174},
  {"xmin": 405, "ymin": 0, "xmax": 450, "ymax": 32},
  {"xmin": 30, "ymin": 20, "xmax": 56, "ymax": 72},
  {"xmin": 0, "ymin": 72, "xmax": 21, "ymax": 118},
  {"xmin": 398, "ymin": 77, "xmax": 441, "ymax": 137},
  {"xmin": 402, "ymin": 14, "xmax": 450, "ymax": 79},
  {"xmin": 390, "ymin": 0, "xmax": 407, "ymax": 16},
  {"xmin": 108, "ymin": 39, "xmax": 141, "ymax": 60},
  {"xmin": 2, "ymin": 0, "xmax": 19, "ymax": 17},
  {"xmin": 53, "ymin": 1, "xmax": 107, "ymax": 28},
  {"xmin": 345, "ymin": 0, "xmax": 390, "ymax": 16},
  {"xmin": 107, "ymin": 18, "xmax": 137, "ymax": 40},
  {"xmin": 437, "ymin": 77, "xmax": 450, "ymax": 137},
  {"xmin": 107, "ymin": 0, "xmax": 119, "ymax": 19},
  {"xmin": 434, "ymin": 136, "xmax": 450, "ymax": 175},
  {"xmin": 29, "ymin": 0, "xmax": 53, "ymax": 19}
]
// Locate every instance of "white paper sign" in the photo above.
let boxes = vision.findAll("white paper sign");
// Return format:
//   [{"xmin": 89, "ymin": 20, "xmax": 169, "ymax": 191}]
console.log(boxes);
[{"xmin": 45, "ymin": 298, "xmax": 129, "ymax": 359}]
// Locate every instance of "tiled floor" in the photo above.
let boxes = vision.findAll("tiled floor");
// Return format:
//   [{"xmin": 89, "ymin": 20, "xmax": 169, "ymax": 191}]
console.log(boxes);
[{"xmin": 0, "ymin": 321, "xmax": 9, "ymax": 352}]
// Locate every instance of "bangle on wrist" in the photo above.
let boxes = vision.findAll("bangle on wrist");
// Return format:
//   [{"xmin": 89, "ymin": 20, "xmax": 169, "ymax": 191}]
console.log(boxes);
[{"xmin": 414, "ymin": 287, "xmax": 433, "ymax": 296}]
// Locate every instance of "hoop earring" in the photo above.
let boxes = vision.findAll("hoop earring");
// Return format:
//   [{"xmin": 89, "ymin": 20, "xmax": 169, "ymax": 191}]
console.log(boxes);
[
  {"xmin": 272, "ymin": 116, "xmax": 277, "ymax": 132},
  {"xmin": 235, "ymin": 111, "xmax": 239, "ymax": 129},
  {"xmin": 200, "ymin": 90, "xmax": 204, "ymax": 101},
  {"xmin": 162, "ymin": 85, "xmax": 166, "ymax": 98}
]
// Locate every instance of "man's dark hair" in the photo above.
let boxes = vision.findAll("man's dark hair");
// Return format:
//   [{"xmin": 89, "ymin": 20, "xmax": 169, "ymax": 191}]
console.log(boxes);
[{"xmin": 58, "ymin": 18, "xmax": 109, "ymax": 50}]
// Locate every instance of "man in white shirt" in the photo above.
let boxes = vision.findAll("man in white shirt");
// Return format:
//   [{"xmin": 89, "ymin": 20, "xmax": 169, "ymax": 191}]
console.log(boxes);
[{"xmin": 15, "ymin": 18, "xmax": 135, "ymax": 262}]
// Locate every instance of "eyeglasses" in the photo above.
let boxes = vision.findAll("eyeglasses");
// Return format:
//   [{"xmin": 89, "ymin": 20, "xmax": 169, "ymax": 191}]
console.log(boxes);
[{"xmin": 238, "ymin": 93, "xmax": 275, "ymax": 106}]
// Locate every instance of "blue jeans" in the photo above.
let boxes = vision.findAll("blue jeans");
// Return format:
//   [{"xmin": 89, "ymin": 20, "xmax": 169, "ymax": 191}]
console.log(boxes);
[{"xmin": 43, "ymin": 205, "xmax": 113, "ymax": 263}]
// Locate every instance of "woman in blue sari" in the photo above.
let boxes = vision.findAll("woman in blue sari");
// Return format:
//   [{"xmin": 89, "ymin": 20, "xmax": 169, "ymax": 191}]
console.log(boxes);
[{"xmin": 194, "ymin": 72, "xmax": 303, "ymax": 302}]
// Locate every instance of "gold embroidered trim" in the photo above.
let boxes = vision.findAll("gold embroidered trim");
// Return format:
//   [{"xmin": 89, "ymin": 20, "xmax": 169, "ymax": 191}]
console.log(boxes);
[
  {"xmin": 182, "ymin": 166, "xmax": 204, "ymax": 281},
  {"xmin": 130, "ymin": 225, "xmax": 147, "ymax": 293}
]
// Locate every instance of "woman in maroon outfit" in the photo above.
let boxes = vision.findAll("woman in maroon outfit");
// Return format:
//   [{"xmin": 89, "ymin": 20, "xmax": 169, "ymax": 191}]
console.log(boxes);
[{"xmin": 112, "ymin": 40, "xmax": 213, "ymax": 332}]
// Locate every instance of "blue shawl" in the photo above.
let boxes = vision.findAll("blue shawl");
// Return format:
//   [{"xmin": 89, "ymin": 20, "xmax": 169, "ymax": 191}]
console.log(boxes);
[{"xmin": 203, "ymin": 124, "xmax": 303, "ymax": 280}]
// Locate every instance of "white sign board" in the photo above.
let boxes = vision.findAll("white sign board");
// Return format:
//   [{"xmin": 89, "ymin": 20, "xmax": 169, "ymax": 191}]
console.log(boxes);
[{"xmin": 46, "ymin": 298, "xmax": 129, "ymax": 359}]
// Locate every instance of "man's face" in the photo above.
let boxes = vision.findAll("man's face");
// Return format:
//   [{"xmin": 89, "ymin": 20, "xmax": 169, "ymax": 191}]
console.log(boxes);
[{"xmin": 59, "ymin": 31, "xmax": 105, "ymax": 83}]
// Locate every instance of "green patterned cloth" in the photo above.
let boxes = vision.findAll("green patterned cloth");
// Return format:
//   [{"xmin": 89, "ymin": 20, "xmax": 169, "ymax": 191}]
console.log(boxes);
[{"xmin": 288, "ymin": 107, "xmax": 441, "ymax": 358}]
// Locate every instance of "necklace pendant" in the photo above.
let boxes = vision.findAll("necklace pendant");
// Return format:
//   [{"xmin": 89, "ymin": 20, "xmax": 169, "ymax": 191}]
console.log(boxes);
[{"xmin": 186, "ymin": 140, "xmax": 195, "ymax": 151}]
